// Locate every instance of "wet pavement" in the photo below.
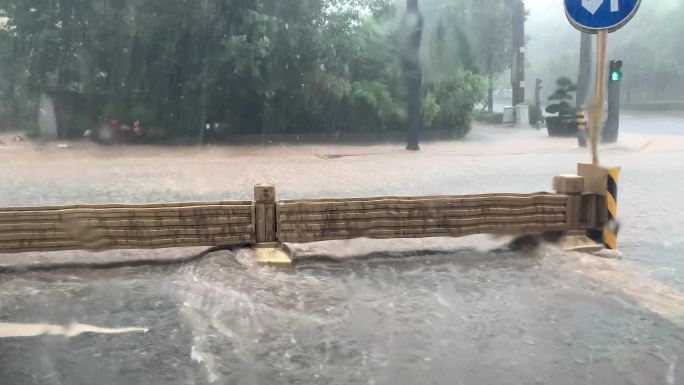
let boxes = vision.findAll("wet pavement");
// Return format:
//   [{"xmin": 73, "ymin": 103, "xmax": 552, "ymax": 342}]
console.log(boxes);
[
  {"xmin": 1, "ymin": 124, "xmax": 683, "ymax": 384},
  {"xmin": 1, "ymin": 249, "xmax": 683, "ymax": 385}
]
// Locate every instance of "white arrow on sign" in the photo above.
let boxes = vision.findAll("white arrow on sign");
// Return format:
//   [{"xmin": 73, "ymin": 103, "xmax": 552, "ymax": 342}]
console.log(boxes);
[
  {"xmin": 611, "ymin": 0, "xmax": 619, "ymax": 12},
  {"xmin": 582, "ymin": 0, "xmax": 604, "ymax": 15}
]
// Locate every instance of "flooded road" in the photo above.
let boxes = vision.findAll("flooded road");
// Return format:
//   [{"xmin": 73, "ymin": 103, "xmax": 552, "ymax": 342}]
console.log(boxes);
[
  {"xmin": 2, "ymin": 249, "xmax": 683, "ymax": 385},
  {"xmin": 1, "ymin": 125, "xmax": 683, "ymax": 384}
]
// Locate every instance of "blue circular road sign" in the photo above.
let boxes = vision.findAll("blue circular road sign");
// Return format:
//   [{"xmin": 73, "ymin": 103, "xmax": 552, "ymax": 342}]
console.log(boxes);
[{"xmin": 565, "ymin": 0, "xmax": 641, "ymax": 33}]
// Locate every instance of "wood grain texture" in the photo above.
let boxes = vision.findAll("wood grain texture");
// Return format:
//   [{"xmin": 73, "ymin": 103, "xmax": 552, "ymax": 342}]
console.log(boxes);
[
  {"xmin": 279, "ymin": 223, "xmax": 569, "ymax": 244},
  {"xmin": 278, "ymin": 206, "xmax": 567, "ymax": 222},
  {"xmin": 277, "ymin": 193, "xmax": 570, "ymax": 244},
  {"xmin": 553, "ymin": 175, "xmax": 585, "ymax": 194},
  {"xmin": 0, "ymin": 202, "xmax": 255, "ymax": 253},
  {"xmin": 254, "ymin": 184, "xmax": 277, "ymax": 243},
  {"xmin": 278, "ymin": 196, "xmax": 567, "ymax": 214},
  {"xmin": 0, "ymin": 190, "xmax": 575, "ymax": 251},
  {"xmin": 0, "ymin": 235, "xmax": 254, "ymax": 252}
]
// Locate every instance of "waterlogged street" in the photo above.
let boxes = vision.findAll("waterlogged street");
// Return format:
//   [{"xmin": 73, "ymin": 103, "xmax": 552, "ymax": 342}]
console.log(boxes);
[{"xmin": 1, "ymin": 124, "xmax": 683, "ymax": 384}]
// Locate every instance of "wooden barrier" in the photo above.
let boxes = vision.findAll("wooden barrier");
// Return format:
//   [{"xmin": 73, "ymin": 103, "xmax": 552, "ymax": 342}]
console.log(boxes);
[
  {"xmin": 0, "ymin": 201, "xmax": 255, "ymax": 253},
  {"xmin": 277, "ymin": 192, "xmax": 573, "ymax": 244},
  {"xmin": 0, "ymin": 174, "xmax": 602, "ymax": 254}
]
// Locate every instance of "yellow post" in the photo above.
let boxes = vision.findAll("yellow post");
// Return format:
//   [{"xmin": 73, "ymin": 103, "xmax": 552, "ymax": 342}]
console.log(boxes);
[
  {"xmin": 602, "ymin": 167, "xmax": 621, "ymax": 249},
  {"xmin": 577, "ymin": 110, "xmax": 587, "ymax": 147}
]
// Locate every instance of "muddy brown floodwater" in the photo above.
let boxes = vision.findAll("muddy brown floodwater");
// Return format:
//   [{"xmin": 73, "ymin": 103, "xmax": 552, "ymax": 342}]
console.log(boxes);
[{"xmin": 0, "ymin": 125, "xmax": 683, "ymax": 384}]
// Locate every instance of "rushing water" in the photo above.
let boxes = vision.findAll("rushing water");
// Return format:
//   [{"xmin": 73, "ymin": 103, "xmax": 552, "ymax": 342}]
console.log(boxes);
[
  {"xmin": 1, "ymin": 245, "xmax": 683, "ymax": 385},
  {"xmin": 1, "ymin": 130, "xmax": 683, "ymax": 384}
]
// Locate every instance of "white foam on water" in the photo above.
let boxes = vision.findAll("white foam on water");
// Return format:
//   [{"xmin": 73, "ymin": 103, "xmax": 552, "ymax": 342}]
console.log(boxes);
[{"xmin": 0, "ymin": 322, "xmax": 148, "ymax": 338}]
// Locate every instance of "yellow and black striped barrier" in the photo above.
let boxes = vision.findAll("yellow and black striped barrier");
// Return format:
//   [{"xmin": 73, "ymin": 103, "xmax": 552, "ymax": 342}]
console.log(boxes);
[
  {"xmin": 577, "ymin": 111, "xmax": 587, "ymax": 148},
  {"xmin": 602, "ymin": 167, "xmax": 621, "ymax": 249}
]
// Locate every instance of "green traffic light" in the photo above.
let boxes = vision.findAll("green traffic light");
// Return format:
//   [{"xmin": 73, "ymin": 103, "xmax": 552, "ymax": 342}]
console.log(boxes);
[{"xmin": 611, "ymin": 71, "xmax": 621, "ymax": 81}]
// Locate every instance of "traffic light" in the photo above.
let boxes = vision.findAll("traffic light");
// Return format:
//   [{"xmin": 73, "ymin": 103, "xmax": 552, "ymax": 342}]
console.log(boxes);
[
  {"xmin": 610, "ymin": 60, "xmax": 623, "ymax": 82},
  {"xmin": 604, "ymin": 59, "xmax": 623, "ymax": 143}
]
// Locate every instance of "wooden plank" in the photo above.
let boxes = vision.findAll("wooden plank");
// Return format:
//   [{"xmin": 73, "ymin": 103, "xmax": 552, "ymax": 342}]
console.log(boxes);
[
  {"xmin": 254, "ymin": 184, "xmax": 276, "ymax": 204},
  {"xmin": 0, "ymin": 205, "xmax": 254, "ymax": 216},
  {"xmin": 0, "ymin": 201, "xmax": 253, "ymax": 212},
  {"xmin": 565, "ymin": 195, "xmax": 582, "ymax": 229},
  {"xmin": 553, "ymin": 175, "xmax": 584, "ymax": 194},
  {"xmin": 278, "ymin": 192, "xmax": 558, "ymax": 204},
  {"xmin": 255, "ymin": 203, "xmax": 277, "ymax": 243},
  {"xmin": 0, "ymin": 235, "xmax": 253, "ymax": 251},
  {"xmin": 278, "ymin": 196, "xmax": 568, "ymax": 213},
  {"xmin": 278, "ymin": 223, "xmax": 569, "ymax": 243},
  {"xmin": 0, "ymin": 216, "xmax": 254, "ymax": 232},
  {"xmin": 277, "ymin": 206, "xmax": 567, "ymax": 223},
  {"xmin": 0, "ymin": 206, "xmax": 253, "ymax": 222},
  {"xmin": 254, "ymin": 185, "xmax": 277, "ymax": 244},
  {"xmin": 578, "ymin": 163, "xmax": 608, "ymax": 195},
  {"xmin": 0, "ymin": 225, "xmax": 254, "ymax": 241},
  {"xmin": 278, "ymin": 214, "xmax": 566, "ymax": 232},
  {"xmin": 279, "ymin": 194, "xmax": 566, "ymax": 206}
]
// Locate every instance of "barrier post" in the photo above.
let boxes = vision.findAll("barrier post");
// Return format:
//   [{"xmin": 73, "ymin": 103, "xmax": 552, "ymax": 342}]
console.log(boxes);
[
  {"xmin": 254, "ymin": 184, "xmax": 277, "ymax": 244},
  {"xmin": 603, "ymin": 167, "xmax": 621, "ymax": 249},
  {"xmin": 578, "ymin": 164, "xmax": 620, "ymax": 249},
  {"xmin": 577, "ymin": 111, "xmax": 587, "ymax": 148},
  {"xmin": 553, "ymin": 174, "xmax": 584, "ymax": 229}
]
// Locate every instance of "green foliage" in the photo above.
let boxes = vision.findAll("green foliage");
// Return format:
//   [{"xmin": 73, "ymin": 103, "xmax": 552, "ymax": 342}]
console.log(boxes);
[
  {"xmin": 425, "ymin": 71, "xmax": 487, "ymax": 138},
  {"xmin": 474, "ymin": 110, "xmax": 504, "ymax": 125},
  {"xmin": 63, "ymin": 115, "xmax": 94, "ymax": 139},
  {"xmin": 421, "ymin": 92, "xmax": 440, "ymax": 127},
  {"xmin": 131, "ymin": 104, "xmax": 157, "ymax": 125},
  {"xmin": 102, "ymin": 102, "xmax": 125, "ymax": 120},
  {"xmin": 348, "ymin": 80, "xmax": 406, "ymax": 130},
  {"xmin": 0, "ymin": 0, "xmax": 488, "ymax": 139},
  {"xmin": 546, "ymin": 77, "xmax": 578, "ymax": 118},
  {"xmin": 24, "ymin": 118, "xmax": 40, "ymax": 138}
]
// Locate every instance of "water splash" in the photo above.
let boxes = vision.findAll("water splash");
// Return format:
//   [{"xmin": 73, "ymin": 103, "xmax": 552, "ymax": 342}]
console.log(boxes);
[{"xmin": 0, "ymin": 322, "xmax": 147, "ymax": 338}]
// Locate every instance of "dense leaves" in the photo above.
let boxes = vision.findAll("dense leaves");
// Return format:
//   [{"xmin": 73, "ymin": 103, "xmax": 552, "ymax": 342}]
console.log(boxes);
[
  {"xmin": 546, "ymin": 76, "xmax": 577, "ymax": 119},
  {"xmin": 0, "ymin": 0, "xmax": 491, "ymax": 139}
]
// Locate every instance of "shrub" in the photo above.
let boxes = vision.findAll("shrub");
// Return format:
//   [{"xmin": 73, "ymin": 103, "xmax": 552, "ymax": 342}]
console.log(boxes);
[
  {"xmin": 62, "ymin": 115, "xmax": 95, "ymax": 139},
  {"xmin": 545, "ymin": 77, "xmax": 578, "ymax": 123},
  {"xmin": 425, "ymin": 71, "xmax": 487, "ymax": 138},
  {"xmin": 421, "ymin": 92, "xmax": 441, "ymax": 127},
  {"xmin": 474, "ymin": 110, "xmax": 504, "ymax": 124}
]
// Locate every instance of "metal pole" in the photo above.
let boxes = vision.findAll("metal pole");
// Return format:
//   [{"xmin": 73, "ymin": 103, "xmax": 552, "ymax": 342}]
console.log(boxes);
[
  {"xmin": 534, "ymin": 78, "xmax": 542, "ymax": 124},
  {"xmin": 403, "ymin": 0, "xmax": 423, "ymax": 151},
  {"xmin": 576, "ymin": 32, "xmax": 593, "ymax": 109},
  {"xmin": 603, "ymin": 61, "xmax": 621, "ymax": 143},
  {"xmin": 511, "ymin": 0, "xmax": 525, "ymax": 106},
  {"xmin": 587, "ymin": 30, "xmax": 608, "ymax": 165}
]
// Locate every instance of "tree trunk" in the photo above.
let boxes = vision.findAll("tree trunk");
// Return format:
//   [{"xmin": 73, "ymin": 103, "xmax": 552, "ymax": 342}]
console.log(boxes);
[
  {"xmin": 511, "ymin": 0, "xmax": 525, "ymax": 106},
  {"xmin": 487, "ymin": 76, "xmax": 494, "ymax": 113},
  {"xmin": 406, "ymin": 71, "xmax": 422, "ymax": 150}
]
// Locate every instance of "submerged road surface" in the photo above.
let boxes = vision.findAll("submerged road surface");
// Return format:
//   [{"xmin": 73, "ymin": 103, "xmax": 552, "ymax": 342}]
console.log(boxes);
[{"xmin": 0, "ymin": 124, "xmax": 683, "ymax": 384}]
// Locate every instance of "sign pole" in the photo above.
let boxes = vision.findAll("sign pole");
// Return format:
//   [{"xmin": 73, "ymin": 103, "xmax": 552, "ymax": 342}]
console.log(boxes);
[
  {"xmin": 587, "ymin": 29, "xmax": 608, "ymax": 165},
  {"xmin": 563, "ymin": 0, "xmax": 641, "ymax": 251},
  {"xmin": 564, "ymin": 0, "xmax": 642, "ymax": 164}
]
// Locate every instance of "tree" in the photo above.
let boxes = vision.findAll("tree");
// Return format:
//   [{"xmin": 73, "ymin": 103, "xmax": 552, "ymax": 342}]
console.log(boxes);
[
  {"xmin": 545, "ymin": 76, "xmax": 577, "ymax": 120},
  {"xmin": 468, "ymin": 0, "xmax": 513, "ymax": 112},
  {"xmin": 0, "ymin": 0, "xmax": 487, "ymax": 141},
  {"xmin": 399, "ymin": 0, "xmax": 424, "ymax": 151}
]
